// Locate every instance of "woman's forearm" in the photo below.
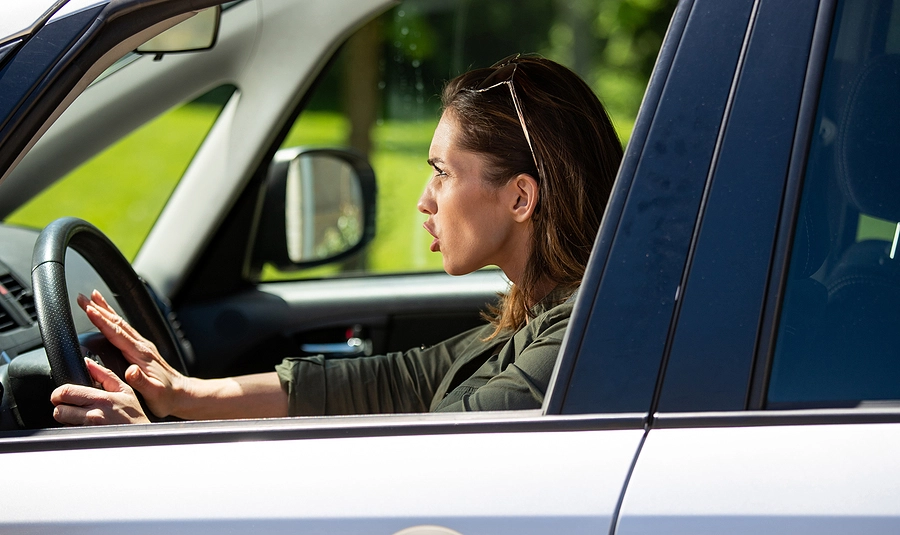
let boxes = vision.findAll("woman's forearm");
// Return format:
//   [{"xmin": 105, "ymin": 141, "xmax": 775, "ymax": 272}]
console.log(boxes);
[{"xmin": 172, "ymin": 371, "xmax": 289, "ymax": 420}]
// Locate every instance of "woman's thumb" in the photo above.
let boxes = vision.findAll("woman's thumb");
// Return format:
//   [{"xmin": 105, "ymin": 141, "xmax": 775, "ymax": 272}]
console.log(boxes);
[
  {"xmin": 125, "ymin": 364, "xmax": 148, "ymax": 391},
  {"xmin": 85, "ymin": 358, "xmax": 125, "ymax": 392}
]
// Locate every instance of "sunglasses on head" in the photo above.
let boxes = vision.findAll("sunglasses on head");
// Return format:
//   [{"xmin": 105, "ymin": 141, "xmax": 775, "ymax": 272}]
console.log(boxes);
[{"xmin": 467, "ymin": 55, "xmax": 539, "ymax": 175}]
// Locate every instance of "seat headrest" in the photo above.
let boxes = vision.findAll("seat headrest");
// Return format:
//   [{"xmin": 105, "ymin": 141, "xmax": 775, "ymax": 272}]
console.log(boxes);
[{"xmin": 837, "ymin": 54, "xmax": 900, "ymax": 222}]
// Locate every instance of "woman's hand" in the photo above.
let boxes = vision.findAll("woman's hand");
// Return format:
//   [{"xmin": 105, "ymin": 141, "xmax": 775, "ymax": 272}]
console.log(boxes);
[
  {"xmin": 51, "ymin": 358, "xmax": 150, "ymax": 425},
  {"xmin": 75, "ymin": 290, "xmax": 187, "ymax": 418},
  {"xmin": 56, "ymin": 289, "xmax": 288, "ymax": 423}
]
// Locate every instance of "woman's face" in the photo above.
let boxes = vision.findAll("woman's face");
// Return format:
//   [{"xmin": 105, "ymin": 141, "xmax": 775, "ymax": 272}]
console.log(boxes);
[{"xmin": 418, "ymin": 113, "xmax": 527, "ymax": 278}]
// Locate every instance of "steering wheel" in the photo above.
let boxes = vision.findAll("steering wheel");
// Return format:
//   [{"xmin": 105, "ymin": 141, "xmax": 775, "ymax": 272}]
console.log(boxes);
[{"xmin": 30, "ymin": 217, "xmax": 187, "ymax": 391}]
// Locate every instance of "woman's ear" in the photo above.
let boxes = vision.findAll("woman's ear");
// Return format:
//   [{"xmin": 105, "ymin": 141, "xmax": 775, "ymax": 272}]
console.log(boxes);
[{"xmin": 505, "ymin": 173, "xmax": 539, "ymax": 223}]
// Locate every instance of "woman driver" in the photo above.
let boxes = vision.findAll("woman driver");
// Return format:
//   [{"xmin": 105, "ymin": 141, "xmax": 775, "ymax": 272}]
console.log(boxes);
[{"xmin": 50, "ymin": 55, "xmax": 623, "ymax": 424}]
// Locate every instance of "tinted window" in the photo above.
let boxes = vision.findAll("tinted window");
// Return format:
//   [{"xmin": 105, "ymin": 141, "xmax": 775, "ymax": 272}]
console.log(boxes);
[{"xmin": 768, "ymin": 0, "xmax": 900, "ymax": 407}]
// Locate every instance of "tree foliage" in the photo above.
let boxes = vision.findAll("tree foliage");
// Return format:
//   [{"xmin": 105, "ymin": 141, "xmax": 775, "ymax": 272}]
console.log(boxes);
[
  {"xmin": 307, "ymin": 0, "xmax": 678, "ymax": 139},
  {"xmin": 381, "ymin": 0, "xmax": 679, "ymax": 136}
]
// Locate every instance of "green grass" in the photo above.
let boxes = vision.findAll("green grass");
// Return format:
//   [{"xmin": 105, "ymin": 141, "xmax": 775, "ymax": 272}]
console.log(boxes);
[
  {"xmin": 857, "ymin": 214, "xmax": 899, "ymax": 242},
  {"xmin": 6, "ymin": 103, "xmax": 223, "ymax": 260},
  {"xmin": 278, "ymin": 111, "xmax": 444, "ymax": 277}
]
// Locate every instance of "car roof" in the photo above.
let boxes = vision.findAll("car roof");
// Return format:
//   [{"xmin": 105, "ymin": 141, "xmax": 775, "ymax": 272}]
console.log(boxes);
[{"xmin": 1, "ymin": 0, "xmax": 109, "ymax": 45}]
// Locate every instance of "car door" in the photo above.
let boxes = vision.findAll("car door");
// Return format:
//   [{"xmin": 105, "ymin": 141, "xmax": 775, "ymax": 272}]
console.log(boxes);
[
  {"xmin": 617, "ymin": 0, "xmax": 900, "ymax": 532},
  {"xmin": 0, "ymin": 413, "xmax": 647, "ymax": 534}
]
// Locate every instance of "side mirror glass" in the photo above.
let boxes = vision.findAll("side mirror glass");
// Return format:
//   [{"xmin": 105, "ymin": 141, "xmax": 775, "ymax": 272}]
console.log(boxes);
[
  {"xmin": 251, "ymin": 148, "xmax": 377, "ymax": 273},
  {"xmin": 136, "ymin": 7, "xmax": 221, "ymax": 55},
  {"xmin": 285, "ymin": 153, "xmax": 365, "ymax": 263}
]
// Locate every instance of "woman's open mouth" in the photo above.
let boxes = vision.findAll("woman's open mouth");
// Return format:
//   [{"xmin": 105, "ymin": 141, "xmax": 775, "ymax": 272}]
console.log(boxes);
[{"xmin": 423, "ymin": 223, "xmax": 440, "ymax": 252}]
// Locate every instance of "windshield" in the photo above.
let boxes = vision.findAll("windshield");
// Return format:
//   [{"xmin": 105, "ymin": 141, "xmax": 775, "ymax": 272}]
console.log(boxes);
[{"xmin": 1, "ymin": 0, "xmax": 107, "ymax": 44}]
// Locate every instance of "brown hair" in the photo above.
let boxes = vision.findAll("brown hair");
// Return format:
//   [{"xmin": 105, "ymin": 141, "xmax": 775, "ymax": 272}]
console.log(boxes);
[{"xmin": 442, "ymin": 55, "xmax": 623, "ymax": 337}]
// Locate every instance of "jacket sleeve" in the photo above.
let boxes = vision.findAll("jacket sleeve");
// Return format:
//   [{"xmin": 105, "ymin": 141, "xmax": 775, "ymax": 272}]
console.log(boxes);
[{"xmin": 275, "ymin": 324, "xmax": 493, "ymax": 416}]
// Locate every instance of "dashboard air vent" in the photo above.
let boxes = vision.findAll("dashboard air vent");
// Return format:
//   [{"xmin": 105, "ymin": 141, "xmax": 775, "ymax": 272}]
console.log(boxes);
[
  {"xmin": 0, "ymin": 307, "xmax": 14, "ymax": 333},
  {"xmin": 0, "ymin": 273, "xmax": 37, "ymax": 323}
]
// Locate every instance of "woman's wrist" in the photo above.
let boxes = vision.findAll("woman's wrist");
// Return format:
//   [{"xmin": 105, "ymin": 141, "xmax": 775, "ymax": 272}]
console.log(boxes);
[
  {"xmin": 154, "ymin": 372, "xmax": 286, "ymax": 421},
  {"xmin": 168, "ymin": 374, "xmax": 206, "ymax": 419}
]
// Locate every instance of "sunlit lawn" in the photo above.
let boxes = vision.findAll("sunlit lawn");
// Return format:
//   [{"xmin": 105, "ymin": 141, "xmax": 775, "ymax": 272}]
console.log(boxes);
[
  {"xmin": 6, "ymin": 104, "xmax": 223, "ymax": 260},
  {"xmin": 279, "ymin": 111, "xmax": 443, "ymax": 276}
]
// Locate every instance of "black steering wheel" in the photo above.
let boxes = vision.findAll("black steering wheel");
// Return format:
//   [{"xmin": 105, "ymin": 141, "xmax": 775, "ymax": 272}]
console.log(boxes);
[{"xmin": 30, "ymin": 217, "xmax": 187, "ymax": 391}]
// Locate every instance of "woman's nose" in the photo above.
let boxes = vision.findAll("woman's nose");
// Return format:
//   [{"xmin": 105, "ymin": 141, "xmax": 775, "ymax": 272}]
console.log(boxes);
[{"xmin": 417, "ymin": 181, "xmax": 436, "ymax": 215}]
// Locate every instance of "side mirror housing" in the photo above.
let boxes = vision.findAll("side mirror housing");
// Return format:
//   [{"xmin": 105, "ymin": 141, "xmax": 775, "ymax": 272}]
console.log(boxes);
[
  {"xmin": 136, "ymin": 6, "xmax": 221, "ymax": 55},
  {"xmin": 250, "ymin": 148, "xmax": 377, "ymax": 275}
]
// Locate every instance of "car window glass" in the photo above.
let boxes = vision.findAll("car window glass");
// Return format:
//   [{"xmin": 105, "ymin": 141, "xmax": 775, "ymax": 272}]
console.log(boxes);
[
  {"xmin": 261, "ymin": 0, "xmax": 675, "ymax": 281},
  {"xmin": 768, "ymin": 0, "xmax": 900, "ymax": 407},
  {"xmin": 5, "ymin": 85, "xmax": 235, "ymax": 261}
]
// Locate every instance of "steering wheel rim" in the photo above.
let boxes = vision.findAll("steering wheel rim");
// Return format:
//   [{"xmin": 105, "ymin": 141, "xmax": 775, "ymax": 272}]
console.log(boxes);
[{"xmin": 31, "ymin": 217, "xmax": 187, "ymax": 388}]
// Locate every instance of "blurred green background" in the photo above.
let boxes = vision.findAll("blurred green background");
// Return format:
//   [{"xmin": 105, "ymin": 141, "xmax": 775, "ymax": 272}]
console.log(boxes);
[{"xmin": 6, "ymin": 0, "xmax": 678, "ymax": 277}]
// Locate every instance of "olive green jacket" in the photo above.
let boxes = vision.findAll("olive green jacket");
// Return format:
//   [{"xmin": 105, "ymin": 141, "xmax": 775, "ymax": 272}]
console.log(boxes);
[{"xmin": 275, "ymin": 288, "xmax": 575, "ymax": 415}]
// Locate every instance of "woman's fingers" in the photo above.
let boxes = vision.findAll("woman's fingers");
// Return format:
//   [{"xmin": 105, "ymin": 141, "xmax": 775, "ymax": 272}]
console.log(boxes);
[
  {"xmin": 81, "ymin": 304, "xmax": 145, "ymax": 363},
  {"xmin": 52, "ymin": 396, "xmax": 149, "ymax": 426},
  {"xmin": 51, "ymin": 381, "xmax": 109, "ymax": 407},
  {"xmin": 89, "ymin": 289, "xmax": 115, "ymax": 313},
  {"xmin": 78, "ymin": 291, "xmax": 142, "ymax": 340},
  {"xmin": 89, "ymin": 290, "xmax": 140, "ymax": 337},
  {"xmin": 50, "ymin": 360, "xmax": 128, "ymax": 404},
  {"xmin": 77, "ymin": 293, "xmax": 128, "ymax": 336},
  {"xmin": 76, "ymin": 289, "xmax": 117, "ymax": 317},
  {"xmin": 78, "ymin": 293, "xmax": 161, "ymax": 371},
  {"xmin": 76, "ymin": 290, "xmax": 183, "ymax": 419},
  {"xmin": 52, "ymin": 404, "xmax": 94, "ymax": 426},
  {"xmin": 50, "ymin": 359, "xmax": 150, "ymax": 425}
]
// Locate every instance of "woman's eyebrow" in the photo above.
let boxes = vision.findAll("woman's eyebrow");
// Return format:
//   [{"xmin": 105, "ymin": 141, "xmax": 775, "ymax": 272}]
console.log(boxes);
[{"xmin": 427, "ymin": 157, "xmax": 444, "ymax": 167}]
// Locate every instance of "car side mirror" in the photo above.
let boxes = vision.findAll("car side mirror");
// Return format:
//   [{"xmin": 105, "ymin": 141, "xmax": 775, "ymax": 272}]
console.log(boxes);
[
  {"xmin": 136, "ymin": 6, "xmax": 221, "ymax": 55},
  {"xmin": 250, "ymin": 148, "xmax": 377, "ymax": 274}
]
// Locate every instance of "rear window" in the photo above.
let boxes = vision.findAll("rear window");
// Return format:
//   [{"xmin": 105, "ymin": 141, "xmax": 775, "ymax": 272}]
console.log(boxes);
[{"xmin": 768, "ymin": 0, "xmax": 900, "ymax": 407}]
